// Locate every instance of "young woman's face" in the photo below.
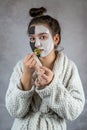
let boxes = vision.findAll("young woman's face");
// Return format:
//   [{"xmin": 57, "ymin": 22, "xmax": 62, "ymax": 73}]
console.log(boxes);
[{"xmin": 29, "ymin": 24, "xmax": 54, "ymax": 57}]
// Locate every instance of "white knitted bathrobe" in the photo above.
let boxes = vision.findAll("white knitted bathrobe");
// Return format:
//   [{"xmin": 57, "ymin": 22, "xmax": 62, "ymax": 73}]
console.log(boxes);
[{"xmin": 5, "ymin": 51, "xmax": 85, "ymax": 130}]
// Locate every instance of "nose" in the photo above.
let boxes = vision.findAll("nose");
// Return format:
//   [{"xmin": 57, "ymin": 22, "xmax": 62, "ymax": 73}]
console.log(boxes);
[{"xmin": 35, "ymin": 38, "xmax": 40, "ymax": 48}]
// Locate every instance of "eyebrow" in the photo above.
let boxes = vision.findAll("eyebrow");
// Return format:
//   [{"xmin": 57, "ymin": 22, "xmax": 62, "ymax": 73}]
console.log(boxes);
[{"xmin": 29, "ymin": 32, "xmax": 48, "ymax": 36}]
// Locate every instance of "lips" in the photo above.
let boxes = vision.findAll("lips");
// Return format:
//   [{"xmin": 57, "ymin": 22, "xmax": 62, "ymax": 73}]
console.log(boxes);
[
  {"xmin": 36, "ymin": 48, "xmax": 44, "ymax": 52},
  {"xmin": 40, "ymin": 49, "xmax": 44, "ymax": 51},
  {"xmin": 34, "ymin": 48, "xmax": 44, "ymax": 56}
]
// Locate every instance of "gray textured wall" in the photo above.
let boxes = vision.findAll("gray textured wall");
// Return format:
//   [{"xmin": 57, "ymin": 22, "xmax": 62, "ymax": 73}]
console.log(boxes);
[{"xmin": 0, "ymin": 0, "xmax": 87, "ymax": 130}]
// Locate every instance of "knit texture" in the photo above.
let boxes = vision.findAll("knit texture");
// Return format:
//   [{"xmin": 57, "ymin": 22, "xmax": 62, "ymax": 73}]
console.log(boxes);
[{"xmin": 5, "ymin": 51, "xmax": 85, "ymax": 130}]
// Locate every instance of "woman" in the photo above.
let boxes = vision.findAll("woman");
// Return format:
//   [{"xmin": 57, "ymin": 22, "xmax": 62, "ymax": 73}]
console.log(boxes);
[{"xmin": 5, "ymin": 7, "xmax": 85, "ymax": 130}]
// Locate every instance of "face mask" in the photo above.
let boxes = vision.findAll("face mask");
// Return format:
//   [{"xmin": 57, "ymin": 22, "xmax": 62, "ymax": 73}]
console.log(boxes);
[{"xmin": 29, "ymin": 25, "xmax": 54, "ymax": 57}]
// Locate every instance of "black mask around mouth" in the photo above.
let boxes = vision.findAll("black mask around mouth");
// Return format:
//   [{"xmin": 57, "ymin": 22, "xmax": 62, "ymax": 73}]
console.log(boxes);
[{"xmin": 29, "ymin": 26, "xmax": 40, "ymax": 57}]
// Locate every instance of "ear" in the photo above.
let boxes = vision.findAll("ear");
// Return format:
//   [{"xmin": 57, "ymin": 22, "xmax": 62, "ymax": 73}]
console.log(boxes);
[{"xmin": 53, "ymin": 34, "xmax": 60, "ymax": 46}]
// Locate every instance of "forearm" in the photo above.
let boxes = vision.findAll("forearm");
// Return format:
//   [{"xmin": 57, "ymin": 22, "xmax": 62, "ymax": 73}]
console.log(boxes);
[{"xmin": 20, "ymin": 72, "xmax": 33, "ymax": 91}]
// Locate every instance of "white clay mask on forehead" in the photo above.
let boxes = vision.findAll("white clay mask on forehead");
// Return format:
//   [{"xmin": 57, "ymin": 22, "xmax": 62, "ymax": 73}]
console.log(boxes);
[{"xmin": 29, "ymin": 25, "xmax": 54, "ymax": 57}]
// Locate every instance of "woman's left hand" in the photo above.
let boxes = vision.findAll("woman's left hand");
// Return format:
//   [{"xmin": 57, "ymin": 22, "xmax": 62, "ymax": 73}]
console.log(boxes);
[{"xmin": 35, "ymin": 66, "xmax": 54, "ymax": 88}]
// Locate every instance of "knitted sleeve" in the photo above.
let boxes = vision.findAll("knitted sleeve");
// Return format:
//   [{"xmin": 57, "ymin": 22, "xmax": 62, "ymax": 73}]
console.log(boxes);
[
  {"xmin": 5, "ymin": 60, "xmax": 35, "ymax": 118},
  {"xmin": 35, "ymin": 61, "xmax": 85, "ymax": 121}
]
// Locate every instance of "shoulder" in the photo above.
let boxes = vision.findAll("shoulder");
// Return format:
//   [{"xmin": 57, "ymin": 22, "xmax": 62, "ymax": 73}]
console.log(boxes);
[
  {"xmin": 55, "ymin": 51, "xmax": 81, "ymax": 85},
  {"xmin": 60, "ymin": 51, "xmax": 77, "ymax": 67},
  {"xmin": 55, "ymin": 51, "xmax": 79, "ymax": 73}
]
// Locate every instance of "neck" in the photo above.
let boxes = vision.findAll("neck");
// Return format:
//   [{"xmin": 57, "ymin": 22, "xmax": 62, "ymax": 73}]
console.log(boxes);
[{"xmin": 39, "ymin": 49, "xmax": 57, "ymax": 70}]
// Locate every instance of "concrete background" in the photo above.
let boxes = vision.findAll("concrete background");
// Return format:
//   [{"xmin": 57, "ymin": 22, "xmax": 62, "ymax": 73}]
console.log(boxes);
[{"xmin": 0, "ymin": 0, "xmax": 87, "ymax": 130}]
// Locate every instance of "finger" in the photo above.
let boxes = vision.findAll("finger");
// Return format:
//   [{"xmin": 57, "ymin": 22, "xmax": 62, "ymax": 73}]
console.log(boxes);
[
  {"xmin": 35, "ymin": 79, "xmax": 40, "ymax": 87},
  {"xmin": 38, "ymin": 75, "xmax": 48, "ymax": 84},
  {"xmin": 37, "ymin": 76, "xmax": 42, "ymax": 82},
  {"xmin": 26, "ymin": 58, "xmax": 34, "ymax": 66},
  {"xmin": 26, "ymin": 56, "xmax": 36, "ymax": 66},
  {"xmin": 37, "ymin": 77, "xmax": 47, "ymax": 87},
  {"xmin": 23, "ymin": 54, "xmax": 33, "ymax": 63},
  {"xmin": 37, "ymin": 77, "xmax": 45, "ymax": 86},
  {"xmin": 32, "ymin": 61, "xmax": 37, "ymax": 67},
  {"xmin": 39, "ymin": 66, "xmax": 50, "ymax": 73},
  {"xmin": 40, "ymin": 74, "xmax": 48, "ymax": 82},
  {"xmin": 35, "ymin": 63, "xmax": 39, "ymax": 70},
  {"xmin": 28, "ymin": 58, "xmax": 37, "ymax": 66},
  {"xmin": 37, "ymin": 68, "xmax": 45, "ymax": 75},
  {"xmin": 35, "ymin": 81, "xmax": 39, "ymax": 87},
  {"xmin": 39, "ymin": 77, "xmax": 47, "ymax": 85},
  {"xmin": 37, "ymin": 78, "xmax": 41, "ymax": 83}
]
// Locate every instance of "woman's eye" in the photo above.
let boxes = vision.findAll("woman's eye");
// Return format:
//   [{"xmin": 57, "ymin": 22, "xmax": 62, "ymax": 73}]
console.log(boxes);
[
  {"xmin": 40, "ymin": 36, "xmax": 47, "ymax": 40},
  {"xmin": 29, "ymin": 37, "xmax": 35, "ymax": 42}
]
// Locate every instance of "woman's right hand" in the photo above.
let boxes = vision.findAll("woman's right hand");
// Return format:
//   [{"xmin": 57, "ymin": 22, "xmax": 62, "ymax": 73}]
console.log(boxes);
[
  {"xmin": 23, "ymin": 53, "xmax": 38, "ymax": 76},
  {"xmin": 20, "ymin": 53, "xmax": 38, "ymax": 91}
]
